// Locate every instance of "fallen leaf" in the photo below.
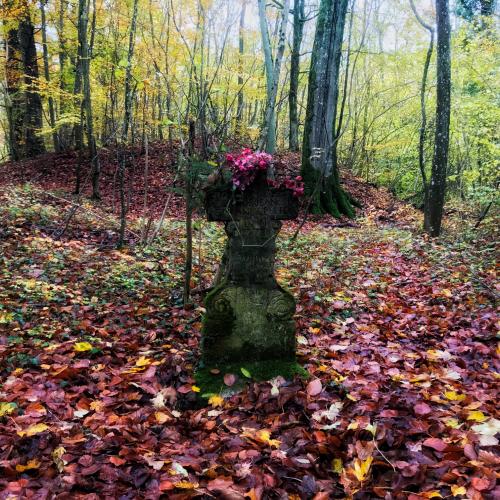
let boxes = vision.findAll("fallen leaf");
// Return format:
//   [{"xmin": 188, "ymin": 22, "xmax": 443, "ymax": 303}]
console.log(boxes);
[
  {"xmin": 52, "ymin": 447, "xmax": 66, "ymax": 472},
  {"xmin": 136, "ymin": 356, "xmax": 152, "ymax": 367},
  {"xmin": 471, "ymin": 419, "xmax": 500, "ymax": 446},
  {"xmin": 307, "ymin": 378, "xmax": 322, "ymax": 396},
  {"xmin": 15, "ymin": 459, "xmax": 41, "ymax": 472},
  {"xmin": 223, "ymin": 373, "xmax": 236, "ymax": 387},
  {"xmin": 208, "ymin": 395, "xmax": 224, "ymax": 407},
  {"xmin": 109, "ymin": 456, "xmax": 126, "ymax": 466},
  {"xmin": 414, "ymin": 402, "xmax": 432, "ymax": 416},
  {"xmin": 450, "ymin": 485, "xmax": 466, "ymax": 496},
  {"xmin": 0, "ymin": 402, "xmax": 17, "ymax": 417},
  {"xmin": 74, "ymin": 342, "xmax": 93, "ymax": 352},
  {"xmin": 423, "ymin": 438, "xmax": 447, "ymax": 452},
  {"xmin": 467, "ymin": 410, "xmax": 487, "ymax": 422},
  {"xmin": 174, "ymin": 481, "xmax": 198, "ymax": 489},
  {"xmin": 17, "ymin": 423, "xmax": 49, "ymax": 437},
  {"xmin": 353, "ymin": 456, "xmax": 373, "ymax": 481},
  {"xmin": 444, "ymin": 391, "xmax": 465, "ymax": 402}
]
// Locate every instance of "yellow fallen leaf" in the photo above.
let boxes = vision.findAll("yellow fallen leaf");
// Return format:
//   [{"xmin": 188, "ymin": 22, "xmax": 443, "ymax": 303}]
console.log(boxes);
[
  {"xmin": 420, "ymin": 491, "xmax": 442, "ymax": 499},
  {"xmin": 90, "ymin": 400, "xmax": 104, "ymax": 412},
  {"xmin": 445, "ymin": 418, "xmax": 461, "ymax": 429},
  {"xmin": 191, "ymin": 385, "xmax": 200, "ymax": 393},
  {"xmin": 347, "ymin": 421, "xmax": 359, "ymax": 430},
  {"xmin": 0, "ymin": 402, "xmax": 17, "ymax": 417},
  {"xmin": 353, "ymin": 456, "xmax": 373, "ymax": 482},
  {"xmin": 135, "ymin": 356, "xmax": 152, "ymax": 367},
  {"xmin": 444, "ymin": 391, "xmax": 465, "ymax": 402},
  {"xmin": 243, "ymin": 429, "xmax": 281, "ymax": 448},
  {"xmin": 17, "ymin": 423, "xmax": 49, "ymax": 437},
  {"xmin": 256, "ymin": 429, "xmax": 281, "ymax": 448},
  {"xmin": 52, "ymin": 446, "xmax": 66, "ymax": 472},
  {"xmin": 208, "ymin": 395, "xmax": 224, "ymax": 407},
  {"xmin": 74, "ymin": 342, "xmax": 92, "ymax": 352},
  {"xmin": 155, "ymin": 411, "xmax": 169, "ymax": 424},
  {"xmin": 451, "ymin": 485, "xmax": 466, "ymax": 496},
  {"xmin": 15, "ymin": 459, "xmax": 41, "ymax": 472},
  {"xmin": 308, "ymin": 327, "xmax": 321, "ymax": 335},
  {"xmin": 0, "ymin": 311, "xmax": 14, "ymax": 324},
  {"xmin": 467, "ymin": 410, "xmax": 487, "ymax": 422},
  {"xmin": 442, "ymin": 289, "xmax": 452, "ymax": 298},
  {"xmin": 174, "ymin": 481, "xmax": 198, "ymax": 489},
  {"xmin": 332, "ymin": 458, "xmax": 343, "ymax": 474}
]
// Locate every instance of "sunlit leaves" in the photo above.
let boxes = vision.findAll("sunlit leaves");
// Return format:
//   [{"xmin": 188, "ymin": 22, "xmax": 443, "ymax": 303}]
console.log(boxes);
[
  {"xmin": 0, "ymin": 402, "xmax": 17, "ymax": 417},
  {"xmin": 74, "ymin": 342, "xmax": 93, "ymax": 352},
  {"xmin": 17, "ymin": 423, "xmax": 49, "ymax": 437}
]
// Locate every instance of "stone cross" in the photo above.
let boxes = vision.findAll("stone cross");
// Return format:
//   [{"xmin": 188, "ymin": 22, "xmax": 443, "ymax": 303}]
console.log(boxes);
[{"xmin": 201, "ymin": 171, "xmax": 299, "ymax": 372}]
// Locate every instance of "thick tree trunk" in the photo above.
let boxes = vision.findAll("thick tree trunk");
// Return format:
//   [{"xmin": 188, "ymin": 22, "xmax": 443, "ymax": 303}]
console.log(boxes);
[
  {"xmin": 424, "ymin": 0, "xmax": 451, "ymax": 236},
  {"xmin": 289, "ymin": 0, "xmax": 305, "ymax": 151},
  {"xmin": 5, "ymin": 26, "xmax": 24, "ymax": 161},
  {"xmin": 18, "ymin": 18, "xmax": 46, "ymax": 157},
  {"xmin": 301, "ymin": 0, "xmax": 354, "ymax": 217}
]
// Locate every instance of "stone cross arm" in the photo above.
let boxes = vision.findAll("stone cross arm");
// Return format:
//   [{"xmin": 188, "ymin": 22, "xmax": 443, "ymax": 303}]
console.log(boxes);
[{"xmin": 204, "ymin": 178, "xmax": 299, "ymax": 222}]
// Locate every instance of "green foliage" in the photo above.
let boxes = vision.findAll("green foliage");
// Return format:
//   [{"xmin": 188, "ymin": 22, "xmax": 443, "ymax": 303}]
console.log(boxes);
[{"xmin": 342, "ymin": 12, "xmax": 498, "ymax": 211}]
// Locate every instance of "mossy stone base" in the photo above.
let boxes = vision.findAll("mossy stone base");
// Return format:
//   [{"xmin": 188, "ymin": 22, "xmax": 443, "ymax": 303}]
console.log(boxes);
[
  {"xmin": 195, "ymin": 361, "xmax": 308, "ymax": 396},
  {"xmin": 201, "ymin": 284, "xmax": 296, "ymax": 365}
]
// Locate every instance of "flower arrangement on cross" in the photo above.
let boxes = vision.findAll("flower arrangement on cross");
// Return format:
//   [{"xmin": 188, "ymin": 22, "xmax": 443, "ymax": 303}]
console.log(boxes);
[{"xmin": 225, "ymin": 148, "xmax": 304, "ymax": 197}]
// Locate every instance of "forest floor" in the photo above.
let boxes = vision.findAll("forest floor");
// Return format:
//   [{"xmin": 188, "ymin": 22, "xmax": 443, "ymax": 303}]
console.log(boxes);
[{"xmin": 0, "ymin": 148, "xmax": 498, "ymax": 499}]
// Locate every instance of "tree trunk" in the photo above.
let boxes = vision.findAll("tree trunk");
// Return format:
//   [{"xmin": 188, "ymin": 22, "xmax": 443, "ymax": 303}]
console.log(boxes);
[
  {"xmin": 57, "ymin": 0, "xmax": 72, "ymax": 150},
  {"xmin": 184, "ymin": 120, "xmax": 196, "ymax": 307},
  {"xmin": 301, "ymin": 0, "xmax": 353, "ymax": 217},
  {"xmin": 236, "ymin": 0, "xmax": 247, "ymax": 136},
  {"xmin": 118, "ymin": 0, "xmax": 139, "ymax": 248},
  {"xmin": 409, "ymin": 0, "xmax": 434, "ymax": 212},
  {"xmin": 289, "ymin": 0, "xmax": 305, "ymax": 151},
  {"xmin": 16, "ymin": 5, "xmax": 46, "ymax": 158},
  {"xmin": 77, "ymin": 0, "xmax": 101, "ymax": 200},
  {"xmin": 424, "ymin": 0, "xmax": 451, "ymax": 236},
  {"xmin": 4, "ymin": 25, "xmax": 24, "ymax": 161},
  {"xmin": 258, "ymin": 0, "xmax": 290, "ymax": 153},
  {"xmin": 41, "ymin": 0, "xmax": 60, "ymax": 153}
]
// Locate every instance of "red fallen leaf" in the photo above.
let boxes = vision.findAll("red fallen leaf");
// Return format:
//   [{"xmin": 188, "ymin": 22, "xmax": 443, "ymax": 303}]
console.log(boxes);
[
  {"xmin": 80, "ymin": 464, "xmax": 101, "ymax": 476},
  {"xmin": 207, "ymin": 476, "xmax": 234, "ymax": 492},
  {"xmin": 307, "ymin": 379, "xmax": 322, "ymax": 396},
  {"xmin": 380, "ymin": 409, "xmax": 399, "ymax": 417},
  {"xmin": 471, "ymin": 476, "xmax": 491, "ymax": 491},
  {"xmin": 464, "ymin": 444, "xmax": 477, "ymax": 460},
  {"xmin": 414, "ymin": 403, "xmax": 432, "ymax": 416},
  {"xmin": 313, "ymin": 493, "xmax": 330, "ymax": 500},
  {"xmin": 159, "ymin": 480, "xmax": 175, "ymax": 491},
  {"xmin": 73, "ymin": 359, "xmax": 91, "ymax": 369},
  {"xmin": 78, "ymin": 455, "xmax": 93, "ymax": 467},
  {"xmin": 423, "ymin": 438, "xmax": 447, "ymax": 452},
  {"xmin": 109, "ymin": 456, "xmax": 126, "ymax": 466},
  {"xmin": 223, "ymin": 373, "xmax": 236, "ymax": 387},
  {"xmin": 210, "ymin": 368, "xmax": 220, "ymax": 375},
  {"xmin": 177, "ymin": 384, "xmax": 192, "ymax": 394}
]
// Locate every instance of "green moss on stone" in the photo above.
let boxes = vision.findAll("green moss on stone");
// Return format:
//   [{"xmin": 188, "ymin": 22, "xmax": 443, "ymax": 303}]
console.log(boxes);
[{"xmin": 195, "ymin": 360, "xmax": 308, "ymax": 396}]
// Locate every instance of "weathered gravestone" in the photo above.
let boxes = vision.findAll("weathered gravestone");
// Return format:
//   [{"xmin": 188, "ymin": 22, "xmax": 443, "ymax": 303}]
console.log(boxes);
[{"xmin": 198, "ymin": 171, "xmax": 302, "ymax": 383}]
